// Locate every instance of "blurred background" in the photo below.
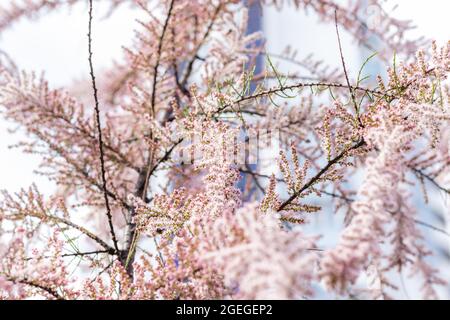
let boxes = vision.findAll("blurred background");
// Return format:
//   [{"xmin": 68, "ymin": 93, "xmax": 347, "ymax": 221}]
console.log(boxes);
[{"xmin": 0, "ymin": 0, "xmax": 449, "ymax": 298}]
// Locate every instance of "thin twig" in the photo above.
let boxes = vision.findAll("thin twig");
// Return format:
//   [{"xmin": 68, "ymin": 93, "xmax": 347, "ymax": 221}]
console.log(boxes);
[
  {"xmin": 217, "ymin": 81, "xmax": 393, "ymax": 114},
  {"xmin": 150, "ymin": 0, "xmax": 175, "ymax": 116},
  {"xmin": 88, "ymin": 259, "xmax": 116, "ymax": 285},
  {"xmin": 414, "ymin": 219, "xmax": 450, "ymax": 237},
  {"xmin": 122, "ymin": 0, "xmax": 176, "ymax": 277},
  {"xmin": 88, "ymin": 0, "xmax": 119, "ymax": 254},
  {"xmin": 147, "ymin": 139, "xmax": 183, "ymax": 180},
  {"xmin": 5, "ymin": 276, "xmax": 64, "ymax": 300},
  {"xmin": 334, "ymin": 10, "xmax": 362, "ymax": 126},
  {"xmin": 141, "ymin": 0, "xmax": 176, "ymax": 201},
  {"xmin": 242, "ymin": 163, "xmax": 266, "ymax": 194},
  {"xmin": 47, "ymin": 215, "xmax": 116, "ymax": 254},
  {"xmin": 180, "ymin": 3, "xmax": 222, "ymax": 87},
  {"xmin": 410, "ymin": 166, "xmax": 450, "ymax": 195},
  {"xmin": 25, "ymin": 249, "xmax": 112, "ymax": 261},
  {"xmin": 277, "ymin": 139, "xmax": 365, "ymax": 212}
]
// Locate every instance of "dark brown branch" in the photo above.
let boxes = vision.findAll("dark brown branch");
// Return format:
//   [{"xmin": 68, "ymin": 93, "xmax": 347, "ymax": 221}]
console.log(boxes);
[
  {"xmin": 122, "ymin": 2, "xmax": 176, "ymax": 277},
  {"xmin": 89, "ymin": 259, "xmax": 116, "ymax": 285},
  {"xmin": 61, "ymin": 249, "xmax": 112, "ymax": 258},
  {"xmin": 150, "ymin": 0, "xmax": 175, "ymax": 115},
  {"xmin": 217, "ymin": 68, "xmax": 436, "ymax": 117},
  {"xmin": 414, "ymin": 219, "xmax": 450, "ymax": 237},
  {"xmin": 217, "ymin": 81, "xmax": 393, "ymax": 114},
  {"xmin": 25, "ymin": 249, "xmax": 112, "ymax": 261},
  {"xmin": 241, "ymin": 154, "xmax": 450, "ymax": 238},
  {"xmin": 88, "ymin": 0, "xmax": 119, "ymax": 254},
  {"xmin": 180, "ymin": 3, "xmax": 222, "ymax": 87},
  {"xmin": 147, "ymin": 139, "xmax": 183, "ymax": 182},
  {"xmin": 277, "ymin": 139, "xmax": 365, "ymax": 212},
  {"xmin": 122, "ymin": 139, "xmax": 183, "ymax": 276},
  {"xmin": 241, "ymin": 163, "xmax": 266, "ymax": 194},
  {"xmin": 141, "ymin": 0, "xmax": 176, "ymax": 201},
  {"xmin": 47, "ymin": 215, "xmax": 116, "ymax": 254}
]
